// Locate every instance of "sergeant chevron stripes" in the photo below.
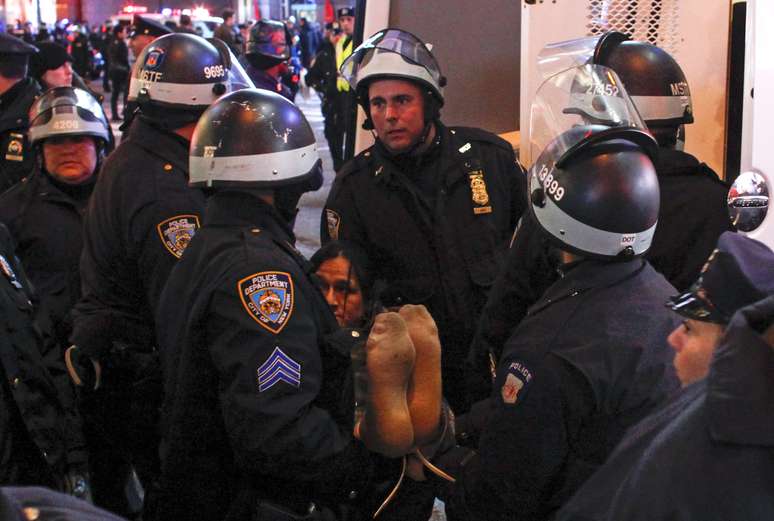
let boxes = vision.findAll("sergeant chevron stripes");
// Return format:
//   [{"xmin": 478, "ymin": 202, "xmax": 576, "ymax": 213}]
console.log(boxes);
[{"xmin": 257, "ymin": 347, "xmax": 301, "ymax": 392}]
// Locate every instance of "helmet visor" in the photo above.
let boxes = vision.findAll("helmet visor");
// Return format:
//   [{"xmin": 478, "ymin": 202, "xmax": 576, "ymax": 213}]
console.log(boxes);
[
  {"xmin": 30, "ymin": 86, "xmax": 105, "ymax": 123},
  {"xmin": 528, "ymin": 63, "xmax": 647, "ymax": 164},
  {"xmin": 341, "ymin": 29, "xmax": 442, "ymax": 90},
  {"xmin": 225, "ymin": 48, "xmax": 255, "ymax": 91},
  {"xmin": 537, "ymin": 35, "xmax": 602, "ymax": 80}
]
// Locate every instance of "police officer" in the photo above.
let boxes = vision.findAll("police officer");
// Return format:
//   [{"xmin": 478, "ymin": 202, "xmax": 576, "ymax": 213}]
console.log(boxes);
[
  {"xmin": 156, "ymin": 88, "xmax": 376, "ymax": 521},
  {"xmin": 0, "ymin": 222, "xmax": 89, "ymax": 498},
  {"xmin": 429, "ymin": 123, "xmax": 680, "ymax": 521},
  {"xmin": 329, "ymin": 6, "xmax": 356, "ymax": 170},
  {"xmin": 0, "ymin": 87, "xmax": 110, "ymax": 351},
  {"xmin": 306, "ymin": 22, "xmax": 343, "ymax": 165},
  {"xmin": 468, "ymin": 33, "xmax": 734, "ymax": 398},
  {"xmin": 241, "ymin": 19, "xmax": 294, "ymax": 100},
  {"xmin": 0, "ymin": 33, "xmax": 40, "ymax": 192},
  {"xmin": 556, "ymin": 233, "xmax": 774, "ymax": 521},
  {"xmin": 122, "ymin": 15, "xmax": 172, "ymax": 126},
  {"xmin": 322, "ymin": 29, "xmax": 527, "ymax": 413},
  {"xmin": 67, "ymin": 33, "xmax": 251, "ymax": 514}
]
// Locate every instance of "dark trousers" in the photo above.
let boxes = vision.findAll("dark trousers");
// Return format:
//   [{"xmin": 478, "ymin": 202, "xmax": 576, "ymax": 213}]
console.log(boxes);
[{"xmin": 109, "ymin": 71, "xmax": 128, "ymax": 120}]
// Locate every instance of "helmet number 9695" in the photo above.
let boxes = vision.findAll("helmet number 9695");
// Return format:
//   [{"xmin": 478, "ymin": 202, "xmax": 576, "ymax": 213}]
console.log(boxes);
[
  {"xmin": 538, "ymin": 164, "xmax": 565, "ymax": 202},
  {"xmin": 203, "ymin": 65, "xmax": 226, "ymax": 79}
]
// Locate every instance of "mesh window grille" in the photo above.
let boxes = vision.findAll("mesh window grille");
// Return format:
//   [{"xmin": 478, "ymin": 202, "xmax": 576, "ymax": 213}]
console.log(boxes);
[{"xmin": 587, "ymin": 0, "xmax": 681, "ymax": 53}]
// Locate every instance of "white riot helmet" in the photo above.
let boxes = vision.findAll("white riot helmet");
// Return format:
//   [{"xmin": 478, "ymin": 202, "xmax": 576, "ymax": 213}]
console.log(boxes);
[
  {"xmin": 341, "ymin": 29, "xmax": 446, "ymax": 127},
  {"xmin": 28, "ymin": 87, "xmax": 110, "ymax": 147}
]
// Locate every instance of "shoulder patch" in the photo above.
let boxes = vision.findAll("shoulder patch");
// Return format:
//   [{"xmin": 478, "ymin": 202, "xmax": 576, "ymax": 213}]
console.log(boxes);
[
  {"xmin": 257, "ymin": 346, "xmax": 301, "ymax": 391},
  {"xmin": 238, "ymin": 271, "xmax": 295, "ymax": 334},
  {"xmin": 501, "ymin": 360, "xmax": 533, "ymax": 405},
  {"xmin": 325, "ymin": 209, "xmax": 341, "ymax": 240},
  {"xmin": 157, "ymin": 214, "xmax": 200, "ymax": 258}
]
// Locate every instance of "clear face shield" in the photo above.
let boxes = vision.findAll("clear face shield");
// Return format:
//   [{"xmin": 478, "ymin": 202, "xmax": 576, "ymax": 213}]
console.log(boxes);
[
  {"xmin": 340, "ymin": 29, "xmax": 444, "ymax": 91},
  {"xmin": 528, "ymin": 63, "xmax": 648, "ymax": 166}
]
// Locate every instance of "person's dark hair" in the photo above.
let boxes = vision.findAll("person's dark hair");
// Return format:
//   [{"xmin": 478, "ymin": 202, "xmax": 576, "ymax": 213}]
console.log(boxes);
[
  {"xmin": 113, "ymin": 24, "xmax": 125, "ymax": 36},
  {"xmin": 222, "ymin": 9, "xmax": 235, "ymax": 21},
  {"xmin": 310, "ymin": 241, "xmax": 374, "ymax": 307},
  {"xmin": 180, "ymin": 14, "xmax": 192, "ymax": 26}
]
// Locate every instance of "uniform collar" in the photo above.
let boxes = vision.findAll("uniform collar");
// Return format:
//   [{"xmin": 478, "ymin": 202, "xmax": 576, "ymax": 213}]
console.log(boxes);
[
  {"xmin": 203, "ymin": 190, "xmax": 296, "ymax": 245},
  {"xmin": 529, "ymin": 258, "xmax": 646, "ymax": 316},
  {"xmin": 706, "ymin": 307, "xmax": 774, "ymax": 446},
  {"xmin": 125, "ymin": 116, "xmax": 190, "ymax": 173},
  {"xmin": 370, "ymin": 122, "xmax": 474, "ymax": 188}
]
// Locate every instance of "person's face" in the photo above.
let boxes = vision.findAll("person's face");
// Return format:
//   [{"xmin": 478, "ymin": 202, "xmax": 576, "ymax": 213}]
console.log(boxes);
[
  {"xmin": 339, "ymin": 15, "xmax": 354, "ymax": 36},
  {"xmin": 43, "ymin": 136, "xmax": 98, "ymax": 185},
  {"xmin": 368, "ymin": 79, "xmax": 427, "ymax": 154},
  {"xmin": 315, "ymin": 256, "xmax": 364, "ymax": 328},
  {"xmin": 116, "ymin": 28, "xmax": 126, "ymax": 40},
  {"xmin": 41, "ymin": 61, "xmax": 73, "ymax": 88},
  {"xmin": 667, "ymin": 318, "xmax": 725, "ymax": 386},
  {"xmin": 130, "ymin": 34, "xmax": 154, "ymax": 58}
]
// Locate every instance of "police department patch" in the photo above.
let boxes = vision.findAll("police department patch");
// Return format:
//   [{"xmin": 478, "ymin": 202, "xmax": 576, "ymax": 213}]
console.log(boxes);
[
  {"xmin": 5, "ymin": 133, "xmax": 23, "ymax": 162},
  {"xmin": 145, "ymin": 48, "xmax": 165, "ymax": 69},
  {"xmin": 239, "ymin": 271, "xmax": 294, "ymax": 334},
  {"xmin": 157, "ymin": 215, "xmax": 200, "ymax": 258},
  {"xmin": 325, "ymin": 209, "xmax": 341, "ymax": 240},
  {"xmin": 501, "ymin": 360, "xmax": 533, "ymax": 405}
]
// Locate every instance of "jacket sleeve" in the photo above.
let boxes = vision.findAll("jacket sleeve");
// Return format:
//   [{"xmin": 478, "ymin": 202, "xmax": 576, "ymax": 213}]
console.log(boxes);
[
  {"xmin": 465, "ymin": 212, "xmax": 559, "ymax": 402},
  {"xmin": 445, "ymin": 353, "xmax": 574, "ymax": 521},
  {"xmin": 206, "ymin": 264, "xmax": 372, "ymax": 497}
]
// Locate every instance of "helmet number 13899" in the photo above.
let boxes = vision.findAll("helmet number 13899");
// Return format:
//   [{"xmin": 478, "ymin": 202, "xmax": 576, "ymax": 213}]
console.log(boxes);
[{"xmin": 538, "ymin": 164, "xmax": 565, "ymax": 202}]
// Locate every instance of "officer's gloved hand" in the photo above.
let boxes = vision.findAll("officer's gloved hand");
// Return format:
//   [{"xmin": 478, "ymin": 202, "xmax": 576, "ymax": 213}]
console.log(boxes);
[
  {"xmin": 63, "ymin": 466, "xmax": 92, "ymax": 503},
  {"xmin": 65, "ymin": 345, "xmax": 101, "ymax": 390}
]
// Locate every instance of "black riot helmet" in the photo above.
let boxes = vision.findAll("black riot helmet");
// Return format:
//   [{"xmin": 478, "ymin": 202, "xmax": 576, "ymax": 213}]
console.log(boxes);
[
  {"xmin": 245, "ymin": 19, "xmax": 292, "ymax": 70},
  {"xmin": 593, "ymin": 32, "xmax": 693, "ymax": 145},
  {"xmin": 342, "ymin": 28, "xmax": 447, "ymax": 130},
  {"xmin": 190, "ymin": 88, "xmax": 322, "ymax": 190},
  {"xmin": 529, "ymin": 125, "xmax": 661, "ymax": 260},
  {"xmin": 128, "ymin": 33, "xmax": 253, "ymax": 128}
]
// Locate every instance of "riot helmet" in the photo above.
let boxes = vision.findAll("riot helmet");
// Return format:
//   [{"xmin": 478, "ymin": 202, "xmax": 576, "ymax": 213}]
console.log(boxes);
[
  {"xmin": 341, "ymin": 29, "xmax": 446, "ymax": 128},
  {"xmin": 538, "ymin": 33, "xmax": 693, "ymax": 145},
  {"xmin": 128, "ymin": 33, "xmax": 253, "ymax": 127},
  {"xmin": 190, "ymin": 88, "xmax": 321, "ymax": 190},
  {"xmin": 28, "ymin": 87, "xmax": 110, "ymax": 149},
  {"xmin": 245, "ymin": 20, "xmax": 292, "ymax": 70},
  {"xmin": 528, "ymin": 63, "xmax": 660, "ymax": 260}
]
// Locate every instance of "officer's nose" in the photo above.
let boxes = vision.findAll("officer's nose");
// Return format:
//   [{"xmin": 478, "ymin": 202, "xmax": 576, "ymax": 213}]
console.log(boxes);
[
  {"xmin": 667, "ymin": 325, "xmax": 684, "ymax": 352},
  {"xmin": 385, "ymin": 103, "xmax": 399, "ymax": 121}
]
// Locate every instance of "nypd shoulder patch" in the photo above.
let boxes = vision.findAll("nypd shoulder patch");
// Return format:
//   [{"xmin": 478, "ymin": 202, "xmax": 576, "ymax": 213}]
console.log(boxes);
[
  {"xmin": 238, "ymin": 271, "xmax": 294, "ymax": 334},
  {"xmin": 257, "ymin": 346, "xmax": 301, "ymax": 392},
  {"xmin": 157, "ymin": 214, "xmax": 200, "ymax": 258},
  {"xmin": 325, "ymin": 209, "xmax": 341, "ymax": 241},
  {"xmin": 501, "ymin": 360, "xmax": 533, "ymax": 405}
]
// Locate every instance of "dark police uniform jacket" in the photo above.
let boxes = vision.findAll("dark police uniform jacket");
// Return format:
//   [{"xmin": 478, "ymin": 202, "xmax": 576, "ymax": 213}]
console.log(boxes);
[
  {"xmin": 556, "ymin": 295, "xmax": 774, "ymax": 521},
  {"xmin": 157, "ymin": 192, "xmax": 374, "ymax": 521},
  {"xmin": 72, "ymin": 116, "xmax": 205, "ymax": 358},
  {"xmin": 0, "ymin": 170, "xmax": 92, "ymax": 349},
  {"xmin": 0, "ymin": 78, "xmax": 41, "ymax": 192},
  {"xmin": 0, "ymin": 224, "xmax": 86, "ymax": 486},
  {"xmin": 322, "ymin": 123, "xmax": 527, "ymax": 412},
  {"xmin": 467, "ymin": 147, "xmax": 732, "ymax": 399},
  {"xmin": 649, "ymin": 148, "xmax": 732, "ymax": 291},
  {"xmin": 444, "ymin": 259, "xmax": 680, "ymax": 521}
]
